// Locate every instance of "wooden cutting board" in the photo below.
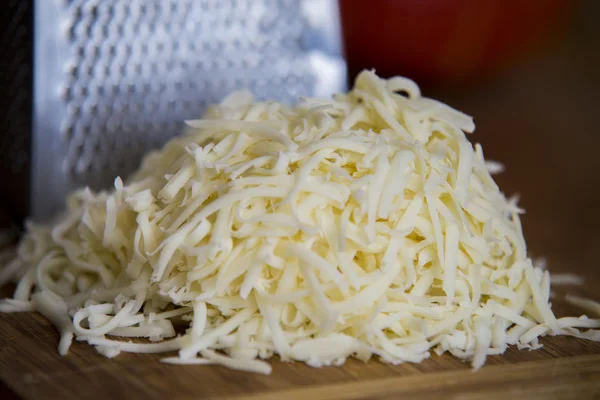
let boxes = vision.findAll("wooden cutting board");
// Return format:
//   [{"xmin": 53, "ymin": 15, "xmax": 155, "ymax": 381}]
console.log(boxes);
[{"xmin": 1, "ymin": 283, "xmax": 599, "ymax": 400}]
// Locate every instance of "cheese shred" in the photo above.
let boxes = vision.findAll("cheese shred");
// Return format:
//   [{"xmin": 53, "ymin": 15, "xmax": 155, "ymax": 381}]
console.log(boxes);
[{"xmin": 1, "ymin": 70, "xmax": 598, "ymax": 373}]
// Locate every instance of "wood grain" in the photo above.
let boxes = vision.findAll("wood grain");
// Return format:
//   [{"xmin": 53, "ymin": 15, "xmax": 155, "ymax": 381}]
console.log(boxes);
[
  {"xmin": 233, "ymin": 355, "xmax": 600, "ymax": 400},
  {"xmin": 2, "ymin": 4, "xmax": 600, "ymax": 400},
  {"xmin": 1, "ymin": 297, "xmax": 600, "ymax": 400}
]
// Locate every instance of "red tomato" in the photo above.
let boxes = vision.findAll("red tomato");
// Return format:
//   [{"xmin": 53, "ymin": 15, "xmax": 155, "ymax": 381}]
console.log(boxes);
[{"xmin": 340, "ymin": 0, "xmax": 575, "ymax": 85}]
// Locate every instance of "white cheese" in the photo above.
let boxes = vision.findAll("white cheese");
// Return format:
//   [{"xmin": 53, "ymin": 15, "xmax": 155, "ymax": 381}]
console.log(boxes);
[{"xmin": 1, "ymin": 70, "xmax": 597, "ymax": 375}]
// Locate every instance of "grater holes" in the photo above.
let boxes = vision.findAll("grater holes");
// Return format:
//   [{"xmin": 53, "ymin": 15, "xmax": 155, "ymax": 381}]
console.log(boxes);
[{"xmin": 55, "ymin": 0, "xmax": 322, "ymax": 189}]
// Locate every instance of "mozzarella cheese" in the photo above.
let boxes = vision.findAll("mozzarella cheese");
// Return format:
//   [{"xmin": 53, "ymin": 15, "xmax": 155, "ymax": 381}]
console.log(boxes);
[{"xmin": 1, "ymin": 70, "xmax": 598, "ymax": 373}]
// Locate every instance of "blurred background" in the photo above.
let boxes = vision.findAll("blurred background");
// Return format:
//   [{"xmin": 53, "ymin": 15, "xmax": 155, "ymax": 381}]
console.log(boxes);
[{"xmin": 0, "ymin": 0, "xmax": 599, "ymax": 287}]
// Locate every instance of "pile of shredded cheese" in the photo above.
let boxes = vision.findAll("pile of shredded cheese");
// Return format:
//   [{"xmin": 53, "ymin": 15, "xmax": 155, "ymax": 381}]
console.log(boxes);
[{"xmin": 1, "ymin": 70, "xmax": 599, "ymax": 374}]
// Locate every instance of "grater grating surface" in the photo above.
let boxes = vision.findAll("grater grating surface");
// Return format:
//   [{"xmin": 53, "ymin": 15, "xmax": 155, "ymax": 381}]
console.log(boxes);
[{"xmin": 32, "ymin": 0, "xmax": 345, "ymax": 220}]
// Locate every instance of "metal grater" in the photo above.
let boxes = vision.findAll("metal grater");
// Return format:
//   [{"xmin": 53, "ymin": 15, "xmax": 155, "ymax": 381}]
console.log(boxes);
[{"xmin": 2, "ymin": 0, "xmax": 346, "ymax": 223}]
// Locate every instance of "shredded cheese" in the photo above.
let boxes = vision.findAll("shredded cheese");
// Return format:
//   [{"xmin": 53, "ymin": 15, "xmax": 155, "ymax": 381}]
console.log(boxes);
[{"xmin": 1, "ymin": 70, "xmax": 598, "ymax": 373}]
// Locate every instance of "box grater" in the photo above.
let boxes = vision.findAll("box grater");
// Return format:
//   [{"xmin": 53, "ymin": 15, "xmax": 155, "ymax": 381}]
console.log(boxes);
[{"xmin": 0, "ymin": 0, "xmax": 345, "ymax": 225}]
